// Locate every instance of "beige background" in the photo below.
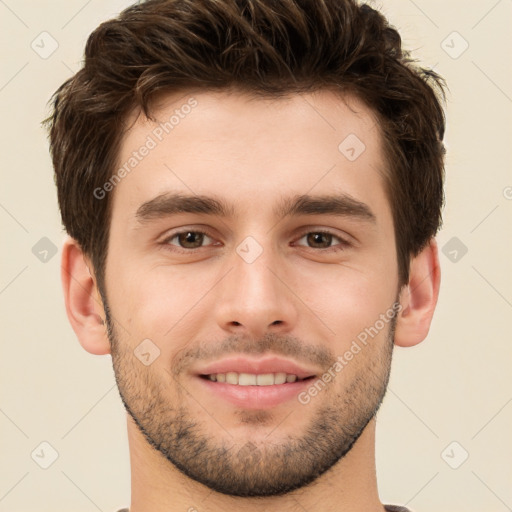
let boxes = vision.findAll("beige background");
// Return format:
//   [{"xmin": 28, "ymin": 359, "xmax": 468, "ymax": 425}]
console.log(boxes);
[{"xmin": 1, "ymin": 1, "xmax": 511, "ymax": 511}]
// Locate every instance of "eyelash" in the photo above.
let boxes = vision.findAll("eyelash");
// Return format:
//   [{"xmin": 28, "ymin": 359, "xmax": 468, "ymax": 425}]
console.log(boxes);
[{"xmin": 161, "ymin": 228, "xmax": 351, "ymax": 254}]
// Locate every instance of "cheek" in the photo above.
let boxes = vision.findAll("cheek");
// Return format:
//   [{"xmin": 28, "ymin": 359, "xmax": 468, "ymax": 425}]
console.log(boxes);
[
  {"xmin": 107, "ymin": 263, "xmax": 215, "ymax": 346},
  {"xmin": 288, "ymin": 252, "xmax": 396, "ymax": 340},
  {"xmin": 317, "ymin": 277, "xmax": 393, "ymax": 345}
]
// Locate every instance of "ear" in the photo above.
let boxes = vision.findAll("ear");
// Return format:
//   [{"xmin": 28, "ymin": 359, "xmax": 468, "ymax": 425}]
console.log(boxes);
[
  {"xmin": 61, "ymin": 236, "xmax": 111, "ymax": 355},
  {"xmin": 394, "ymin": 238, "xmax": 441, "ymax": 347}
]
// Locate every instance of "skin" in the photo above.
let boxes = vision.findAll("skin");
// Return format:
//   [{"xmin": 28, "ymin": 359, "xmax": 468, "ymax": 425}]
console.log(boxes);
[{"xmin": 62, "ymin": 88, "xmax": 440, "ymax": 512}]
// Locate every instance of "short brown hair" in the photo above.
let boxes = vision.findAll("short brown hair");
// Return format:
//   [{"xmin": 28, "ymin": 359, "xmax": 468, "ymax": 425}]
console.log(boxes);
[{"xmin": 45, "ymin": 0, "xmax": 446, "ymax": 292}]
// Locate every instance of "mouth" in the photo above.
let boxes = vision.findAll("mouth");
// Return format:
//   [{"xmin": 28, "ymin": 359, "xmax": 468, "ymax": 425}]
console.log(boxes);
[{"xmin": 193, "ymin": 356, "xmax": 319, "ymax": 409}]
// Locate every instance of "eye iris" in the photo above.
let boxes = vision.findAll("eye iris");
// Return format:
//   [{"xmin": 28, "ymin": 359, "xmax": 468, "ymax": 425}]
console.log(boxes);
[
  {"xmin": 178, "ymin": 231, "xmax": 204, "ymax": 248},
  {"xmin": 307, "ymin": 232, "xmax": 332, "ymax": 248}
]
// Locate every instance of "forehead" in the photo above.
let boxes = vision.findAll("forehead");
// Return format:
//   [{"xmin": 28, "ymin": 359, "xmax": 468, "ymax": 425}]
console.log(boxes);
[{"xmin": 112, "ymin": 88, "xmax": 389, "ymax": 223}]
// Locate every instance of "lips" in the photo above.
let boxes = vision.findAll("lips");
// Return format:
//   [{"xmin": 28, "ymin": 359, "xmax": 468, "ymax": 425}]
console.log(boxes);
[{"xmin": 192, "ymin": 355, "xmax": 319, "ymax": 409}]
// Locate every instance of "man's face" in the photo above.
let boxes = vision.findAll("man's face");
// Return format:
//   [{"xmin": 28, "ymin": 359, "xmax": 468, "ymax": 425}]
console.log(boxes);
[{"xmin": 103, "ymin": 89, "xmax": 400, "ymax": 496}]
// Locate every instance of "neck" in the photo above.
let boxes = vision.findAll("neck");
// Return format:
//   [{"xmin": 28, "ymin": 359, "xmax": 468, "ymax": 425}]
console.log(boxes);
[{"xmin": 126, "ymin": 416, "xmax": 386, "ymax": 512}]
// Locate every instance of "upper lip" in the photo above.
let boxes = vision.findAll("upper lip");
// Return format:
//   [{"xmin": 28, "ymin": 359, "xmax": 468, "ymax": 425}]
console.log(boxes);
[{"xmin": 195, "ymin": 355, "xmax": 319, "ymax": 380}]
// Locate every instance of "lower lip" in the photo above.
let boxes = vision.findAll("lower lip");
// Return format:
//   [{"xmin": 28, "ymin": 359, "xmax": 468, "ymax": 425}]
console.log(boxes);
[{"xmin": 197, "ymin": 377, "xmax": 314, "ymax": 409}]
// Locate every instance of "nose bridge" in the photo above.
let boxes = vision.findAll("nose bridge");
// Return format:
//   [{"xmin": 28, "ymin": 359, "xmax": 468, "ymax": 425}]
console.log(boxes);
[{"xmin": 215, "ymin": 235, "xmax": 297, "ymax": 335}]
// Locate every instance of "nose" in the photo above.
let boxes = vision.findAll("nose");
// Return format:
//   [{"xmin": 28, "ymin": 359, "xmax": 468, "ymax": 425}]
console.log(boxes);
[{"xmin": 214, "ymin": 242, "xmax": 299, "ymax": 339}]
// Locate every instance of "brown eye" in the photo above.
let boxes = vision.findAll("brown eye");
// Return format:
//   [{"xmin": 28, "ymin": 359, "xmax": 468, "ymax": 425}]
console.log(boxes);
[
  {"xmin": 179, "ymin": 231, "xmax": 204, "ymax": 248},
  {"xmin": 306, "ymin": 232, "xmax": 333, "ymax": 248},
  {"xmin": 166, "ymin": 231, "xmax": 213, "ymax": 249},
  {"xmin": 295, "ymin": 231, "xmax": 350, "ymax": 252}
]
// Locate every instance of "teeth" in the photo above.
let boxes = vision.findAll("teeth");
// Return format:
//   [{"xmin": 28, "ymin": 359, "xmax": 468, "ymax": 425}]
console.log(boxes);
[
  {"xmin": 257, "ymin": 373, "xmax": 275, "ymax": 385},
  {"xmin": 274, "ymin": 372, "xmax": 287, "ymax": 384},
  {"xmin": 238, "ymin": 373, "xmax": 257, "ymax": 385},
  {"xmin": 226, "ymin": 372, "xmax": 238, "ymax": 384},
  {"xmin": 205, "ymin": 372, "xmax": 303, "ymax": 386}
]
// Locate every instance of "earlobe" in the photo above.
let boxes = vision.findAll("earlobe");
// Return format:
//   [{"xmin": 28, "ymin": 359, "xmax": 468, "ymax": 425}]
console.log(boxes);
[
  {"xmin": 61, "ymin": 236, "xmax": 111, "ymax": 355},
  {"xmin": 394, "ymin": 238, "xmax": 441, "ymax": 347}
]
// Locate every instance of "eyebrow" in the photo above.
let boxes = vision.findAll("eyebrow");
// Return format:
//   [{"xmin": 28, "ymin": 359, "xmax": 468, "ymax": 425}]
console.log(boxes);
[{"xmin": 135, "ymin": 192, "xmax": 376, "ymax": 223}]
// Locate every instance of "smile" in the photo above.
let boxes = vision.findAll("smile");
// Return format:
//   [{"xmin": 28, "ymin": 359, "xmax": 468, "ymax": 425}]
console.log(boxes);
[{"xmin": 201, "ymin": 372, "xmax": 313, "ymax": 386}]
